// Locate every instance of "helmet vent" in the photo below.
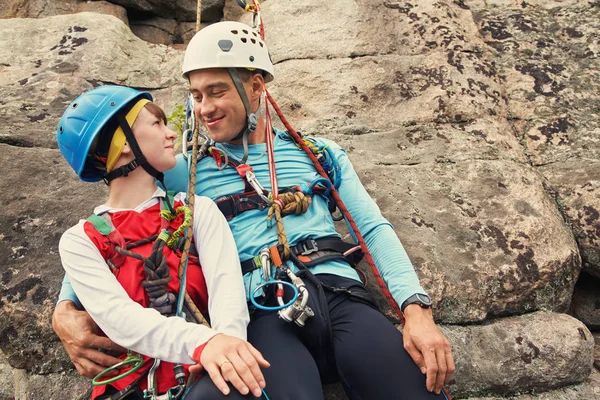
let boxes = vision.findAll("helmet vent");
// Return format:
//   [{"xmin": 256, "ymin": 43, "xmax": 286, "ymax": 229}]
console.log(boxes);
[
  {"xmin": 259, "ymin": 42, "xmax": 264, "ymax": 47},
  {"xmin": 252, "ymin": 32, "xmax": 257, "ymax": 37},
  {"xmin": 251, "ymin": 38, "xmax": 256, "ymax": 44},
  {"xmin": 59, "ymin": 126, "xmax": 64, "ymax": 133},
  {"xmin": 242, "ymin": 29, "xmax": 249, "ymax": 34},
  {"xmin": 231, "ymin": 30, "xmax": 238, "ymax": 34},
  {"xmin": 72, "ymin": 103, "xmax": 78, "ymax": 109},
  {"xmin": 241, "ymin": 37, "xmax": 247, "ymax": 43}
]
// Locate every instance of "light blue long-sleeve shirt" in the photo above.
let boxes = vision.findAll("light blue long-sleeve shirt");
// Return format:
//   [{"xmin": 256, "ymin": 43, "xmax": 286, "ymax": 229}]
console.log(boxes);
[{"xmin": 58, "ymin": 128, "xmax": 426, "ymax": 309}]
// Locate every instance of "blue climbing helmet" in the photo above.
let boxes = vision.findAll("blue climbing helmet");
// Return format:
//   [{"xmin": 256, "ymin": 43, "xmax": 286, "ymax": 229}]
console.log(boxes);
[{"xmin": 56, "ymin": 85, "xmax": 154, "ymax": 182}]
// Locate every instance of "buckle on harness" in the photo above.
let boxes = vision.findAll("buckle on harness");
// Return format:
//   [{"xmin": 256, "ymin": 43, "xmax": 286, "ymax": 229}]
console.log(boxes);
[{"xmin": 296, "ymin": 239, "xmax": 318, "ymax": 256}]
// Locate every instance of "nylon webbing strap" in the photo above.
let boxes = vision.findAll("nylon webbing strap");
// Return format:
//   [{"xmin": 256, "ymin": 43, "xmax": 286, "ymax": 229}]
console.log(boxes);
[{"xmin": 240, "ymin": 237, "xmax": 364, "ymax": 275}]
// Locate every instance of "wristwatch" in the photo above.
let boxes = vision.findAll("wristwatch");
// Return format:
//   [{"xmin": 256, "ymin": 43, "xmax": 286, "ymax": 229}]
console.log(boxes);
[{"xmin": 401, "ymin": 293, "xmax": 432, "ymax": 313}]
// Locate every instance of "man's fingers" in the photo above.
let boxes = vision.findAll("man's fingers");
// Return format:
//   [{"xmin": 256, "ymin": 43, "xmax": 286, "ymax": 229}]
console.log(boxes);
[
  {"xmin": 403, "ymin": 340, "xmax": 426, "ymax": 375},
  {"xmin": 87, "ymin": 335, "xmax": 125, "ymax": 353},
  {"xmin": 73, "ymin": 358, "xmax": 117, "ymax": 380},
  {"xmin": 445, "ymin": 347, "xmax": 456, "ymax": 384},
  {"xmin": 422, "ymin": 347, "xmax": 439, "ymax": 393},
  {"xmin": 78, "ymin": 347, "xmax": 123, "ymax": 368},
  {"xmin": 434, "ymin": 348, "xmax": 448, "ymax": 394},
  {"xmin": 205, "ymin": 364, "xmax": 230, "ymax": 396}
]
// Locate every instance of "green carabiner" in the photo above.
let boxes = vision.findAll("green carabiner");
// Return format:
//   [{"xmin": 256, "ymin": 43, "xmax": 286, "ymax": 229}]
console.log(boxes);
[{"xmin": 92, "ymin": 352, "xmax": 144, "ymax": 386}]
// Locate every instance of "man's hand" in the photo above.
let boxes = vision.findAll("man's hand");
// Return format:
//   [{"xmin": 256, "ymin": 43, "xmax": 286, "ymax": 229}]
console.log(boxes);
[
  {"xmin": 52, "ymin": 301, "xmax": 126, "ymax": 378},
  {"xmin": 401, "ymin": 305, "xmax": 455, "ymax": 395},
  {"xmin": 191, "ymin": 333, "xmax": 270, "ymax": 398}
]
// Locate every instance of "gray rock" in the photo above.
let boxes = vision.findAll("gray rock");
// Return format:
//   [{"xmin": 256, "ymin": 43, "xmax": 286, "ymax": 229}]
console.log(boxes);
[
  {"xmin": 0, "ymin": 144, "xmax": 107, "ymax": 373},
  {"xmin": 571, "ymin": 274, "xmax": 600, "ymax": 330},
  {"xmin": 13, "ymin": 367, "xmax": 91, "ymax": 400},
  {"xmin": 540, "ymin": 160, "xmax": 600, "ymax": 278},
  {"xmin": 472, "ymin": 3, "xmax": 600, "ymax": 276},
  {"xmin": 102, "ymin": 0, "xmax": 224, "ymax": 22},
  {"xmin": 130, "ymin": 16, "xmax": 179, "ymax": 45},
  {"xmin": 461, "ymin": 367, "xmax": 600, "ymax": 400},
  {"xmin": 349, "ymin": 156, "xmax": 579, "ymax": 323},
  {"xmin": 1, "ymin": 0, "xmax": 600, "ymax": 399},
  {"xmin": 0, "ymin": 351, "xmax": 14, "ymax": 400},
  {"xmin": 443, "ymin": 312, "xmax": 594, "ymax": 397},
  {"xmin": 257, "ymin": 0, "xmax": 487, "ymax": 62},
  {"xmin": 0, "ymin": 12, "xmax": 185, "ymax": 150},
  {"xmin": 76, "ymin": 1, "xmax": 128, "ymax": 25},
  {"xmin": 0, "ymin": 0, "xmax": 80, "ymax": 19}
]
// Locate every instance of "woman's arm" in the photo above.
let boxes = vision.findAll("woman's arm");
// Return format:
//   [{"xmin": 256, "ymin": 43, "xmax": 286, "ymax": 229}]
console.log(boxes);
[
  {"xmin": 59, "ymin": 224, "xmax": 218, "ymax": 364},
  {"xmin": 192, "ymin": 196, "xmax": 249, "ymax": 339}
]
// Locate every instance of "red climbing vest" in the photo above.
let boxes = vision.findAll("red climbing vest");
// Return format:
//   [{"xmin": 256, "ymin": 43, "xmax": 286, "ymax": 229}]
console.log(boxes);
[{"xmin": 83, "ymin": 197, "xmax": 209, "ymax": 399}]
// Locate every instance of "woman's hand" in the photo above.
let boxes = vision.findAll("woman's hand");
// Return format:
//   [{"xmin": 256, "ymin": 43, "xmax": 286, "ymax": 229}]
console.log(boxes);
[{"xmin": 192, "ymin": 333, "xmax": 270, "ymax": 397}]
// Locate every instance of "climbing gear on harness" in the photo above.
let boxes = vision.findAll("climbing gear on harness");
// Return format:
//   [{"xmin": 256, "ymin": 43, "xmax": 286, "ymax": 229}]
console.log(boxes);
[
  {"xmin": 92, "ymin": 352, "xmax": 144, "ymax": 387},
  {"xmin": 276, "ymin": 267, "xmax": 314, "ymax": 327},
  {"xmin": 56, "ymin": 86, "xmax": 153, "ymax": 183},
  {"xmin": 241, "ymin": 237, "xmax": 363, "ymax": 275},
  {"xmin": 249, "ymin": 245, "xmax": 313, "ymax": 326}
]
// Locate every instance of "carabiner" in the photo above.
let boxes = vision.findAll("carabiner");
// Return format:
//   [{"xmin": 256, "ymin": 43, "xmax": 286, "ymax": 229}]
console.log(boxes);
[{"xmin": 92, "ymin": 352, "xmax": 144, "ymax": 386}]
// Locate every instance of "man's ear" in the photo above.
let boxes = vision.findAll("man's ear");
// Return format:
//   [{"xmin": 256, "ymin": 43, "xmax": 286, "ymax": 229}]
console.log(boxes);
[{"xmin": 250, "ymin": 73, "xmax": 265, "ymax": 100}]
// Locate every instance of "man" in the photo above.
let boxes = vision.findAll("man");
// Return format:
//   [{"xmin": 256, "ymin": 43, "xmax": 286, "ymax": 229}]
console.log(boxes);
[{"xmin": 54, "ymin": 21, "xmax": 454, "ymax": 399}]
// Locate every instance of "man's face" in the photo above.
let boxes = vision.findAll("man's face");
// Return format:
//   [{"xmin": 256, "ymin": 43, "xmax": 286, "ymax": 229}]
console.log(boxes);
[{"xmin": 188, "ymin": 68, "xmax": 250, "ymax": 143}]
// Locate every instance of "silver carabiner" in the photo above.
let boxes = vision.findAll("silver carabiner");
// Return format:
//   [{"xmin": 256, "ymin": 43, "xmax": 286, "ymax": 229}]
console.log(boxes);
[
  {"xmin": 245, "ymin": 170, "xmax": 272, "ymax": 204},
  {"xmin": 146, "ymin": 358, "xmax": 161, "ymax": 399},
  {"xmin": 260, "ymin": 247, "xmax": 271, "ymax": 282}
]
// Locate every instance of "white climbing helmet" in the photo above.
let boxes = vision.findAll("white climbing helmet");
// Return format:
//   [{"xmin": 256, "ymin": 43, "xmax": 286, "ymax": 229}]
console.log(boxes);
[{"xmin": 182, "ymin": 21, "xmax": 274, "ymax": 82}]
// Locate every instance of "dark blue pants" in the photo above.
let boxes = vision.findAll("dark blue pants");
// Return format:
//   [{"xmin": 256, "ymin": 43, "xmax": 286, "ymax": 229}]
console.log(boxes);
[{"xmin": 186, "ymin": 274, "xmax": 447, "ymax": 400}]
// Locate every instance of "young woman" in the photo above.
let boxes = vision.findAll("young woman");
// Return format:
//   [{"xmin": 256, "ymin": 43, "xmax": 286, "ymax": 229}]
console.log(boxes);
[{"xmin": 56, "ymin": 85, "xmax": 268, "ymax": 400}]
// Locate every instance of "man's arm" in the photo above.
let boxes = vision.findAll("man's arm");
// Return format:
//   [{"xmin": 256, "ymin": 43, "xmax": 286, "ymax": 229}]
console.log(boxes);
[
  {"xmin": 52, "ymin": 298, "xmax": 125, "ymax": 378},
  {"xmin": 332, "ymin": 144, "xmax": 455, "ymax": 394}
]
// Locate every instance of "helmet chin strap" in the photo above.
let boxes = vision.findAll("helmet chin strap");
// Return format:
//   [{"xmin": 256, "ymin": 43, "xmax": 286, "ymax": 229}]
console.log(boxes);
[
  {"xmin": 105, "ymin": 113, "xmax": 174, "ymax": 212},
  {"xmin": 228, "ymin": 68, "xmax": 259, "ymax": 164}
]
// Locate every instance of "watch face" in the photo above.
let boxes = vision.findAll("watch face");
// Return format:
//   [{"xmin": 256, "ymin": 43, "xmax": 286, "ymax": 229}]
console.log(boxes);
[{"xmin": 415, "ymin": 293, "xmax": 432, "ymax": 306}]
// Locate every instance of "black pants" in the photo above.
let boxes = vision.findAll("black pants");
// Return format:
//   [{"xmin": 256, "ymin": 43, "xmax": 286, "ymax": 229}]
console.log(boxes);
[{"xmin": 186, "ymin": 274, "xmax": 448, "ymax": 400}]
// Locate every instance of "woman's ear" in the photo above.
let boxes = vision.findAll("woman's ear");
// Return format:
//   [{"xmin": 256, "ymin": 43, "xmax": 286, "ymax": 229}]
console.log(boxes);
[{"xmin": 121, "ymin": 142, "xmax": 132, "ymax": 155}]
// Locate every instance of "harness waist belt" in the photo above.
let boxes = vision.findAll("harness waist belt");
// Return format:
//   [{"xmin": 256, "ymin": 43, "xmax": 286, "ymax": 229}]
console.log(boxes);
[
  {"xmin": 241, "ymin": 237, "xmax": 364, "ymax": 275},
  {"xmin": 216, "ymin": 185, "xmax": 329, "ymax": 220}
]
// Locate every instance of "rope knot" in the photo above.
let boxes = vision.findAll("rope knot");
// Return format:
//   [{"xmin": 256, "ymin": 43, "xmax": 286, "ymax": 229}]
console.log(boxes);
[
  {"xmin": 266, "ymin": 192, "xmax": 313, "ymax": 260},
  {"xmin": 160, "ymin": 205, "xmax": 192, "ymax": 248}
]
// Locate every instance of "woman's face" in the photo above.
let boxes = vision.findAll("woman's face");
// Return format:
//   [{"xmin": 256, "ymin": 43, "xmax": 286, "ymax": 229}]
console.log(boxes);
[{"xmin": 131, "ymin": 107, "xmax": 177, "ymax": 172}]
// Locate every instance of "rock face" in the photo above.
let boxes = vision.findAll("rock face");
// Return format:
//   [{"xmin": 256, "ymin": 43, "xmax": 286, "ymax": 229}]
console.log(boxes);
[
  {"xmin": 1, "ymin": 1, "xmax": 599, "ymax": 400},
  {"xmin": 443, "ymin": 312, "xmax": 594, "ymax": 397},
  {"xmin": 571, "ymin": 273, "xmax": 600, "ymax": 330}
]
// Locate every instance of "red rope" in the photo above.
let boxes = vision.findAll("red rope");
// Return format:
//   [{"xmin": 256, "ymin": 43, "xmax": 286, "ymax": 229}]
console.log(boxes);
[
  {"xmin": 265, "ymin": 90, "xmax": 404, "ymax": 322},
  {"xmin": 264, "ymin": 90, "xmax": 279, "ymax": 199}
]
